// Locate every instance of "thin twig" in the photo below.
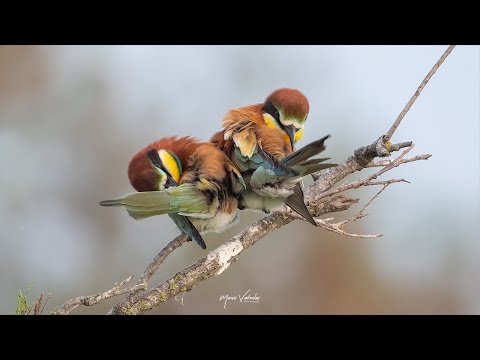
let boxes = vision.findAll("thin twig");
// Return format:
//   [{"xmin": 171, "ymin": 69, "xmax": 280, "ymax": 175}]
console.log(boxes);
[
  {"xmin": 361, "ymin": 183, "xmax": 393, "ymax": 212},
  {"xmin": 365, "ymin": 179, "xmax": 411, "ymax": 186},
  {"xmin": 138, "ymin": 234, "xmax": 189, "ymax": 285},
  {"xmin": 366, "ymin": 154, "xmax": 431, "ymax": 168},
  {"xmin": 111, "ymin": 234, "xmax": 190, "ymax": 314},
  {"xmin": 55, "ymin": 275, "xmax": 144, "ymax": 315},
  {"xmin": 390, "ymin": 142, "xmax": 413, "ymax": 152},
  {"xmin": 313, "ymin": 145, "xmax": 417, "ymax": 202},
  {"xmin": 337, "ymin": 178, "xmax": 409, "ymax": 228},
  {"xmin": 55, "ymin": 234, "xmax": 190, "ymax": 315},
  {"xmin": 315, "ymin": 218, "xmax": 383, "ymax": 238},
  {"xmin": 386, "ymin": 45, "xmax": 456, "ymax": 140}
]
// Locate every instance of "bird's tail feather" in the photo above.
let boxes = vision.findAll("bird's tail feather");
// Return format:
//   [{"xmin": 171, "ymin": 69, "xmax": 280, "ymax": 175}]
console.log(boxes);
[
  {"xmin": 292, "ymin": 162, "xmax": 337, "ymax": 176},
  {"xmin": 284, "ymin": 185, "xmax": 317, "ymax": 226},
  {"xmin": 282, "ymin": 135, "xmax": 331, "ymax": 166},
  {"xmin": 100, "ymin": 183, "xmax": 211, "ymax": 222},
  {"xmin": 100, "ymin": 191, "xmax": 176, "ymax": 211}
]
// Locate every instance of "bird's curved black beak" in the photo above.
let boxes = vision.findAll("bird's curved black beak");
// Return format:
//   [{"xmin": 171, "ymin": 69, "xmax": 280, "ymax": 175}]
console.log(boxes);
[
  {"xmin": 165, "ymin": 174, "xmax": 178, "ymax": 188},
  {"xmin": 284, "ymin": 125, "xmax": 296, "ymax": 147}
]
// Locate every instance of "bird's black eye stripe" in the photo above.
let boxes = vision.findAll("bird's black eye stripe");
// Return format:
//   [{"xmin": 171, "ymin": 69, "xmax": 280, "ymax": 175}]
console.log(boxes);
[
  {"xmin": 147, "ymin": 149, "xmax": 176, "ymax": 184},
  {"xmin": 262, "ymin": 101, "xmax": 280, "ymax": 122},
  {"xmin": 147, "ymin": 149, "xmax": 178, "ymax": 189},
  {"xmin": 147, "ymin": 149, "xmax": 163, "ymax": 169}
]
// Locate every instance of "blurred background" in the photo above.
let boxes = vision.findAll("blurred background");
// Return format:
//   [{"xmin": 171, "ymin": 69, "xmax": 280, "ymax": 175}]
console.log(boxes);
[{"xmin": 0, "ymin": 45, "xmax": 478, "ymax": 314}]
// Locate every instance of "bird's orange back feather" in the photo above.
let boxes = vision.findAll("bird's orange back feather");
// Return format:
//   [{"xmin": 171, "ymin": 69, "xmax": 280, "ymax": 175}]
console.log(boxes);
[
  {"xmin": 181, "ymin": 143, "xmax": 229, "ymax": 184},
  {"xmin": 210, "ymin": 103, "xmax": 293, "ymax": 160}
]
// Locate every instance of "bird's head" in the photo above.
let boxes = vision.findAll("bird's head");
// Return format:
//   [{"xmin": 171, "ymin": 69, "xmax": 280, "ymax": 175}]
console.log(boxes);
[
  {"xmin": 128, "ymin": 148, "xmax": 182, "ymax": 191},
  {"xmin": 261, "ymin": 88, "xmax": 310, "ymax": 147},
  {"xmin": 129, "ymin": 136, "xmax": 201, "ymax": 192},
  {"xmin": 146, "ymin": 148, "xmax": 182, "ymax": 189}
]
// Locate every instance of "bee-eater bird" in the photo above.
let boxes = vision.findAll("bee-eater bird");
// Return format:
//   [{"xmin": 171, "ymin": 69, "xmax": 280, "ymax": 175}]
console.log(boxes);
[
  {"xmin": 99, "ymin": 137, "xmax": 245, "ymax": 250},
  {"xmin": 210, "ymin": 88, "xmax": 335, "ymax": 225}
]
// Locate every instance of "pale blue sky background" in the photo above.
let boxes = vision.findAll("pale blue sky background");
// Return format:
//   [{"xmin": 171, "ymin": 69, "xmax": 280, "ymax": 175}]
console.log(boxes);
[{"xmin": 0, "ymin": 45, "xmax": 478, "ymax": 314}]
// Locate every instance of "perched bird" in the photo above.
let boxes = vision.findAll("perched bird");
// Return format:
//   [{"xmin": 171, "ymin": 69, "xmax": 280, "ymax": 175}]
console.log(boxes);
[
  {"xmin": 99, "ymin": 137, "xmax": 245, "ymax": 249},
  {"xmin": 210, "ymin": 88, "xmax": 335, "ymax": 224}
]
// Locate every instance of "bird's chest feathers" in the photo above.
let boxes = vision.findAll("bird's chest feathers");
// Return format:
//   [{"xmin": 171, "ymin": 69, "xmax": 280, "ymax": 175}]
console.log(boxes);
[
  {"xmin": 192, "ymin": 211, "xmax": 238, "ymax": 233},
  {"xmin": 239, "ymin": 191, "xmax": 286, "ymax": 213}
]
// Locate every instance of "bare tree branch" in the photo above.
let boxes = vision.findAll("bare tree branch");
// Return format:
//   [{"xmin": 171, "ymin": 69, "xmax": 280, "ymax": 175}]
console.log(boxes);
[
  {"xmin": 310, "ymin": 144, "xmax": 419, "ymax": 203},
  {"xmin": 55, "ymin": 275, "xmax": 144, "ymax": 315},
  {"xmin": 109, "ymin": 234, "xmax": 190, "ymax": 313},
  {"xmin": 366, "ymin": 154, "xmax": 431, "ymax": 168},
  {"xmin": 53, "ymin": 45, "xmax": 454, "ymax": 315},
  {"xmin": 54, "ymin": 234, "xmax": 191, "ymax": 315},
  {"xmin": 386, "ymin": 45, "xmax": 456, "ymax": 140},
  {"xmin": 336, "ymin": 178, "xmax": 409, "ymax": 228},
  {"xmin": 314, "ymin": 218, "xmax": 383, "ymax": 238},
  {"xmin": 108, "ymin": 194, "xmax": 359, "ymax": 315}
]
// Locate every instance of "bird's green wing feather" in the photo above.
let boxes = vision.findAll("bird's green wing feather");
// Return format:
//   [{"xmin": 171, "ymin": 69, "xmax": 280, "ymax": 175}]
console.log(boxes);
[{"xmin": 167, "ymin": 184, "xmax": 210, "ymax": 214}]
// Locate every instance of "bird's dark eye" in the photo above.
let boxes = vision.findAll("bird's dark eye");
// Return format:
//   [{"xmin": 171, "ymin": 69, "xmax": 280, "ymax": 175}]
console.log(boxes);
[{"xmin": 274, "ymin": 110, "xmax": 280, "ymax": 119}]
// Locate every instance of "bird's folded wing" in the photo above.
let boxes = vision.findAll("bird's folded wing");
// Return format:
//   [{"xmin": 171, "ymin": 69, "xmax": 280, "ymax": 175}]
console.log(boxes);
[{"xmin": 282, "ymin": 134, "xmax": 330, "ymax": 166}]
